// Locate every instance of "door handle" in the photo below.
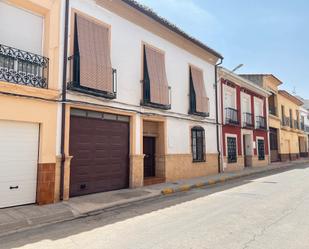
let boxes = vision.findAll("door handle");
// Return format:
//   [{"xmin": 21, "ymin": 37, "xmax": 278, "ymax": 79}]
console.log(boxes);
[{"xmin": 10, "ymin": 186, "xmax": 19, "ymax": 190}]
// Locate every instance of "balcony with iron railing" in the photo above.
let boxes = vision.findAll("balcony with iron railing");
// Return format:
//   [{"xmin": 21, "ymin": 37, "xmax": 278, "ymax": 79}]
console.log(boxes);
[
  {"xmin": 294, "ymin": 120, "xmax": 300, "ymax": 130},
  {"xmin": 0, "ymin": 43, "xmax": 49, "ymax": 88},
  {"xmin": 269, "ymin": 105, "xmax": 277, "ymax": 116},
  {"xmin": 225, "ymin": 107, "xmax": 239, "ymax": 125},
  {"xmin": 281, "ymin": 116, "xmax": 290, "ymax": 127},
  {"xmin": 243, "ymin": 112, "xmax": 253, "ymax": 128},
  {"xmin": 68, "ymin": 54, "xmax": 117, "ymax": 99},
  {"xmin": 301, "ymin": 122, "xmax": 305, "ymax": 131},
  {"xmin": 256, "ymin": 116, "xmax": 267, "ymax": 130}
]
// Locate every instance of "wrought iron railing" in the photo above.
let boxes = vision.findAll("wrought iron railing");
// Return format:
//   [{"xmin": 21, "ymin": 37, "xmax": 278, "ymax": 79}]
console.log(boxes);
[
  {"xmin": 294, "ymin": 120, "xmax": 300, "ymax": 130},
  {"xmin": 269, "ymin": 105, "xmax": 277, "ymax": 116},
  {"xmin": 256, "ymin": 116, "xmax": 266, "ymax": 130},
  {"xmin": 281, "ymin": 116, "xmax": 290, "ymax": 127},
  {"xmin": 68, "ymin": 54, "xmax": 117, "ymax": 99},
  {"xmin": 0, "ymin": 43, "xmax": 49, "ymax": 88},
  {"xmin": 225, "ymin": 107, "xmax": 239, "ymax": 125},
  {"xmin": 243, "ymin": 112, "xmax": 253, "ymax": 128}
]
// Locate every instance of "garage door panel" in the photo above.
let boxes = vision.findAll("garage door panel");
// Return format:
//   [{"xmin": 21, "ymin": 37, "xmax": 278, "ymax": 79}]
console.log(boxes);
[
  {"xmin": 69, "ymin": 115, "xmax": 129, "ymax": 197},
  {"xmin": 0, "ymin": 121, "xmax": 39, "ymax": 208}
]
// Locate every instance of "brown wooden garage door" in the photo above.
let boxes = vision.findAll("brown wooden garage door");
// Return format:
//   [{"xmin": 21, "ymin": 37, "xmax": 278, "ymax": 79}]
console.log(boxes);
[{"xmin": 69, "ymin": 110, "xmax": 129, "ymax": 197}]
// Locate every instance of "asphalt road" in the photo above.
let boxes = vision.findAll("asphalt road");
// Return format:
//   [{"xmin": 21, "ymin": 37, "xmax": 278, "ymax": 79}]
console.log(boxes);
[{"xmin": 1, "ymin": 164, "xmax": 309, "ymax": 249}]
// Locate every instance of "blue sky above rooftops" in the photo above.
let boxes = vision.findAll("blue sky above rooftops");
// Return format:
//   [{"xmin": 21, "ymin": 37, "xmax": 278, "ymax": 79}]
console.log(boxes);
[{"xmin": 137, "ymin": 0, "xmax": 309, "ymax": 99}]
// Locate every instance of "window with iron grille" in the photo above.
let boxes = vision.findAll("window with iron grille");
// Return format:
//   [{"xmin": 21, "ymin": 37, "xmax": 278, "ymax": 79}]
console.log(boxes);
[
  {"xmin": 227, "ymin": 137, "xmax": 237, "ymax": 163},
  {"xmin": 191, "ymin": 127, "xmax": 205, "ymax": 162},
  {"xmin": 258, "ymin": 139, "xmax": 265, "ymax": 160}
]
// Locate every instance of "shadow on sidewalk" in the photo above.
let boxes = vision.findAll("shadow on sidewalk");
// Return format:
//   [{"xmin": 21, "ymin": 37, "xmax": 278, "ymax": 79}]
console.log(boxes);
[{"xmin": 1, "ymin": 163, "xmax": 309, "ymax": 248}]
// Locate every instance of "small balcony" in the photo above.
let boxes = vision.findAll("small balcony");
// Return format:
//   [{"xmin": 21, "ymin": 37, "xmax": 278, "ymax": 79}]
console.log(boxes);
[
  {"xmin": 269, "ymin": 106, "xmax": 277, "ymax": 116},
  {"xmin": 243, "ymin": 112, "xmax": 253, "ymax": 128},
  {"xmin": 68, "ymin": 54, "xmax": 117, "ymax": 99},
  {"xmin": 281, "ymin": 116, "xmax": 290, "ymax": 127},
  {"xmin": 0, "ymin": 43, "xmax": 49, "ymax": 88},
  {"xmin": 225, "ymin": 107, "xmax": 239, "ymax": 125},
  {"xmin": 294, "ymin": 120, "xmax": 300, "ymax": 130},
  {"xmin": 256, "ymin": 116, "xmax": 267, "ymax": 130}
]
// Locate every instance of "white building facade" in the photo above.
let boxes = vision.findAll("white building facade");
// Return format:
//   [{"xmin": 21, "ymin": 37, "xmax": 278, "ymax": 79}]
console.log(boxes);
[{"xmin": 59, "ymin": 0, "xmax": 223, "ymax": 199}]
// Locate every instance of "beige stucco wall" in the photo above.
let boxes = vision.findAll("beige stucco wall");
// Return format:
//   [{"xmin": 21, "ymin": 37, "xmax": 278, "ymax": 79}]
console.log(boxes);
[
  {"xmin": 165, "ymin": 154, "xmax": 218, "ymax": 181},
  {"xmin": 277, "ymin": 93, "xmax": 302, "ymax": 155},
  {"xmin": 252, "ymin": 155, "xmax": 269, "ymax": 168},
  {"xmin": 279, "ymin": 129, "xmax": 300, "ymax": 155},
  {"xmin": 223, "ymin": 156, "xmax": 245, "ymax": 172},
  {"xmin": 0, "ymin": 94, "xmax": 57, "ymax": 163}
]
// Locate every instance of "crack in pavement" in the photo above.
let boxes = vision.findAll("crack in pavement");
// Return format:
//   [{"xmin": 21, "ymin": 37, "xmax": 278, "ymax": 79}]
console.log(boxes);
[{"xmin": 241, "ymin": 196, "xmax": 306, "ymax": 249}]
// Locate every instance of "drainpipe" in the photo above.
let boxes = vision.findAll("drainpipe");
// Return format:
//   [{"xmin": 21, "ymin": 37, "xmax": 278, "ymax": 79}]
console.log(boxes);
[
  {"xmin": 215, "ymin": 58, "xmax": 223, "ymax": 173},
  {"xmin": 60, "ymin": 0, "xmax": 70, "ymax": 200}
]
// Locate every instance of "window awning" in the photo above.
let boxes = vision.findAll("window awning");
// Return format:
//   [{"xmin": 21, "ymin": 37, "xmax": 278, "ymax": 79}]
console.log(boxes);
[
  {"xmin": 190, "ymin": 66, "xmax": 209, "ymax": 113},
  {"xmin": 75, "ymin": 14, "xmax": 113, "ymax": 92},
  {"xmin": 144, "ymin": 45, "xmax": 169, "ymax": 106}
]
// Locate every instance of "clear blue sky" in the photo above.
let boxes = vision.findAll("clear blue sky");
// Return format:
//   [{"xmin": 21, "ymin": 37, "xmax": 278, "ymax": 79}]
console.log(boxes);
[{"xmin": 137, "ymin": 0, "xmax": 309, "ymax": 99}]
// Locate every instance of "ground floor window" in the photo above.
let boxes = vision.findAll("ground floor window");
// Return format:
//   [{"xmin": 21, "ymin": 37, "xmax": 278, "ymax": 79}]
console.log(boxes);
[
  {"xmin": 227, "ymin": 137, "xmax": 237, "ymax": 163},
  {"xmin": 258, "ymin": 139, "xmax": 265, "ymax": 160},
  {"xmin": 191, "ymin": 126, "xmax": 205, "ymax": 162}
]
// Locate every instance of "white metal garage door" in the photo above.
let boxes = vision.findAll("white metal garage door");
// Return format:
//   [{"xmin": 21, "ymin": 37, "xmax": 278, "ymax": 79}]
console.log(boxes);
[{"xmin": 0, "ymin": 120, "xmax": 39, "ymax": 208}]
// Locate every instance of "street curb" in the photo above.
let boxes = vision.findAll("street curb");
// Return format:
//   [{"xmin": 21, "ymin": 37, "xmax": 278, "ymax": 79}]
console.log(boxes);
[
  {"xmin": 161, "ymin": 161, "xmax": 309, "ymax": 195},
  {"xmin": 0, "ymin": 192, "xmax": 161, "ymax": 238}
]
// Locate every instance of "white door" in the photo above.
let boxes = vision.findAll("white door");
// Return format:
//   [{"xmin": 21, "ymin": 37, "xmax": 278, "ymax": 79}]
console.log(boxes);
[{"xmin": 0, "ymin": 120, "xmax": 39, "ymax": 208}]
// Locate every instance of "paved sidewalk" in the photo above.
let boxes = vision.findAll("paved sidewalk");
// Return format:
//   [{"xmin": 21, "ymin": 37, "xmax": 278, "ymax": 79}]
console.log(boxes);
[{"xmin": 0, "ymin": 159, "xmax": 308, "ymax": 237}]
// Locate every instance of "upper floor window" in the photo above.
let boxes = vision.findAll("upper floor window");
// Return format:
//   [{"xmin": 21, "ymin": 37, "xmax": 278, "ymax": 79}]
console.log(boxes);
[
  {"xmin": 223, "ymin": 84, "xmax": 239, "ymax": 125},
  {"xmin": 268, "ymin": 93, "xmax": 277, "ymax": 116},
  {"xmin": 0, "ymin": 2, "xmax": 48, "ymax": 89},
  {"xmin": 241, "ymin": 93, "xmax": 253, "ymax": 128},
  {"xmin": 141, "ymin": 44, "xmax": 171, "ymax": 110},
  {"xmin": 191, "ymin": 126, "xmax": 205, "ymax": 162},
  {"xmin": 254, "ymin": 97, "xmax": 266, "ymax": 129},
  {"xmin": 289, "ymin": 109, "xmax": 293, "ymax": 128},
  {"xmin": 189, "ymin": 66, "xmax": 209, "ymax": 117},
  {"xmin": 68, "ymin": 13, "xmax": 116, "ymax": 99}
]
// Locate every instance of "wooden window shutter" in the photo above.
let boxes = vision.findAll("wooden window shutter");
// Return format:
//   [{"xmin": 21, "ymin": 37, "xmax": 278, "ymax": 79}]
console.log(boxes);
[
  {"xmin": 75, "ymin": 14, "xmax": 113, "ymax": 92},
  {"xmin": 144, "ymin": 45, "xmax": 169, "ymax": 105},
  {"xmin": 190, "ymin": 66, "xmax": 209, "ymax": 113}
]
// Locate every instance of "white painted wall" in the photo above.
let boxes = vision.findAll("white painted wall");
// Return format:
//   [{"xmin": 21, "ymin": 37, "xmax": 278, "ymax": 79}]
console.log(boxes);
[
  {"xmin": 68, "ymin": 0, "xmax": 219, "ymax": 154},
  {"xmin": 0, "ymin": 1, "xmax": 43, "ymax": 55},
  {"xmin": 167, "ymin": 118, "xmax": 218, "ymax": 154}
]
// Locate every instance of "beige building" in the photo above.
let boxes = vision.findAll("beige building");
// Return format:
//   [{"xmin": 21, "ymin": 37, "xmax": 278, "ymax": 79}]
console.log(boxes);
[{"xmin": 0, "ymin": 0, "xmax": 62, "ymax": 208}]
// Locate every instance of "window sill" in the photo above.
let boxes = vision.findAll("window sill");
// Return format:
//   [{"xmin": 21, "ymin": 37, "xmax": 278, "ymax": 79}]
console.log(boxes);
[
  {"xmin": 188, "ymin": 111, "xmax": 209, "ymax": 118},
  {"xmin": 192, "ymin": 159, "xmax": 206, "ymax": 163},
  {"xmin": 67, "ymin": 82, "xmax": 116, "ymax": 99},
  {"xmin": 227, "ymin": 160, "xmax": 238, "ymax": 164},
  {"xmin": 141, "ymin": 100, "xmax": 171, "ymax": 110}
]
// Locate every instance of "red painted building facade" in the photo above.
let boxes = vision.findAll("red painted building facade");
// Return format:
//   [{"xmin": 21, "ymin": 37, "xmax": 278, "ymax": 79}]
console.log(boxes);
[{"xmin": 219, "ymin": 68, "xmax": 270, "ymax": 171}]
